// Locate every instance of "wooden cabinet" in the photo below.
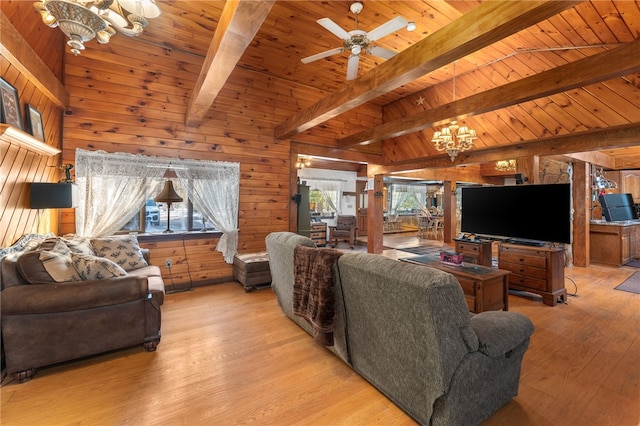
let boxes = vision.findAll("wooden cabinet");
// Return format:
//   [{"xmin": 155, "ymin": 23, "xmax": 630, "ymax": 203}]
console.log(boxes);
[
  {"xmin": 620, "ymin": 170, "xmax": 640, "ymax": 205},
  {"xmin": 454, "ymin": 239, "xmax": 493, "ymax": 267},
  {"xmin": 310, "ymin": 222, "xmax": 327, "ymax": 246},
  {"xmin": 498, "ymin": 244, "xmax": 566, "ymax": 307},
  {"xmin": 590, "ymin": 221, "xmax": 640, "ymax": 266},
  {"xmin": 401, "ymin": 256, "xmax": 510, "ymax": 313}
]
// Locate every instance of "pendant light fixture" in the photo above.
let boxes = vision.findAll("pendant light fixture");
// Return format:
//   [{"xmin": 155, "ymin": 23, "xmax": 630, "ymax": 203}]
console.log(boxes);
[{"xmin": 431, "ymin": 61, "xmax": 478, "ymax": 161}]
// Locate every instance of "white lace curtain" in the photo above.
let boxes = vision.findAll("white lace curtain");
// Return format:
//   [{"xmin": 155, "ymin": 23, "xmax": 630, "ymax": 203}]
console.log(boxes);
[
  {"xmin": 305, "ymin": 178, "xmax": 343, "ymax": 214},
  {"xmin": 389, "ymin": 184, "xmax": 428, "ymax": 214},
  {"xmin": 175, "ymin": 160, "xmax": 240, "ymax": 263},
  {"xmin": 74, "ymin": 149, "xmax": 240, "ymax": 263}
]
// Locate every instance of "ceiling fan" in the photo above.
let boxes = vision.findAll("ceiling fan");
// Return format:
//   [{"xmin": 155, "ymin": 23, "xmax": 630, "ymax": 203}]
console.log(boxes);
[{"xmin": 301, "ymin": 2, "xmax": 414, "ymax": 81}]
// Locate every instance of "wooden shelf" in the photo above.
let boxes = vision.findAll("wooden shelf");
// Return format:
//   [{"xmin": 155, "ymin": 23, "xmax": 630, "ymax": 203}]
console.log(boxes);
[{"xmin": 0, "ymin": 124, "xmax": 60, "ymax": 156}]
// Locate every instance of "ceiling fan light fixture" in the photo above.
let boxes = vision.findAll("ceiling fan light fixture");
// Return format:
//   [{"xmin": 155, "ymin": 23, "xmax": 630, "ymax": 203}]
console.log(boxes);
[{"xmin": 301, "ymin": 2, "xmax": 410, "ymax": 81}]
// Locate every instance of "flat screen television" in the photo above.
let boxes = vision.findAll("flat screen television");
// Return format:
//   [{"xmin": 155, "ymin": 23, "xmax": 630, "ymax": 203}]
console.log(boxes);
[{"xmin": 461, "ymin": 183, "xmax": 571, "ymax": 245}]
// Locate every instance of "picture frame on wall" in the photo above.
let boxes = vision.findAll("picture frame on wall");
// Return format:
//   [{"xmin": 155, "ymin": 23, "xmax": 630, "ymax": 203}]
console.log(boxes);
[
  {"xmin": 25, "ymin": 104, "xmax": 45, "ymax": 142},
  {"xmin": 0, "ymin": 77, "xmax": 23, "ymax": 130}
]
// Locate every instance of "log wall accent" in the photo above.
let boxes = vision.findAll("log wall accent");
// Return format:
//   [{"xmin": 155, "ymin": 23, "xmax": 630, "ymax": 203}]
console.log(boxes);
[{"xmin": 0, "ymin": 3, "xmax": 65, "ymax": 247}]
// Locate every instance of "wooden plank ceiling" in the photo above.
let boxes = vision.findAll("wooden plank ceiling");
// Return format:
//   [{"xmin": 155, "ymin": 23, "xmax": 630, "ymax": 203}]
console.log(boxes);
[{"xmin": 136, "ymin": 0, "xmax": 640, "ymax": 172}]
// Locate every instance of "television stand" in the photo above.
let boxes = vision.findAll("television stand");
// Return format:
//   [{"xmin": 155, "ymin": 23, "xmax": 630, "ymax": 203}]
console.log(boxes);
[{"xmin": 498, "ymin": 243, "xmax": 566, "ymax": 306}]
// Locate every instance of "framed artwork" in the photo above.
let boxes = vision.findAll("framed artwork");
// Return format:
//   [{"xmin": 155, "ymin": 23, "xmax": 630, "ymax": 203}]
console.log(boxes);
[
  {"xmin": 25, "ymin": 104, "xmax": 45, "ymax": 142},
  {"xmin": 0, "ymin": 78, "xmax": 23, "ymax": 130}
]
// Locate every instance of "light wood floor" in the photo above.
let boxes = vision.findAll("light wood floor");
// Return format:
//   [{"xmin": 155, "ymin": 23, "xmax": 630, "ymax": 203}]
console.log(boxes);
[{"xmin": 2, "ymin": 234, "xmax": 639, "ymax": 425}]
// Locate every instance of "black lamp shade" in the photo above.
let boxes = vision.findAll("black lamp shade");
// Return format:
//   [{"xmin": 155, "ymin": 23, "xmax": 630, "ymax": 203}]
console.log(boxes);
[{"xmin": 30, "ymin": 183, "xmax": 78, "ymax": 209}]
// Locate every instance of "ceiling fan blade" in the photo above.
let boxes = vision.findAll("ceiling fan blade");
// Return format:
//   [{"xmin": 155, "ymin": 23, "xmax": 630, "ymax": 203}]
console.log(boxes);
[
  {"xmin": 301, "ymin": 47, "xmax": 344, "ymax": 64},
  {"xmin": 369, "ymin": 45, "xmax": 397, "ymax": 59},
  {"xmin": 317, "ymin": 18, "xmax": 350, "ymax": 40},
  {"xmin": 367, "ymin": 16, "xmax": 408, "ymax": 41},
  {"xmin": 346, "ymin": 54, "xmax": 360, "ymax": 81}
]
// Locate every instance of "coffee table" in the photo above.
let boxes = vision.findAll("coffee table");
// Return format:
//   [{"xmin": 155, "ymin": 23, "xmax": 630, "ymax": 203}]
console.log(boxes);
[{"xmin": 400, "ymin": 255, "xmax": 510, "ymax": 313}]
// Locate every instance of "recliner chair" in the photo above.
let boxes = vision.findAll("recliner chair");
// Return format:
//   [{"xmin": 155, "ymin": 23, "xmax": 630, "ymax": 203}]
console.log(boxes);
[{"xmin": 328, "ymin": 215, "xmax": 358, "ymax": 249}]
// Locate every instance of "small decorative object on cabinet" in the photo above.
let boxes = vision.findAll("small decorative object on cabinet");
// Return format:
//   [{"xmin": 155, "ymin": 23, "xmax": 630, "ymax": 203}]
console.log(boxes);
[
  {"xmin": 454, "ymin": 238, "xmax": 493, "ymax": 267},
  {"xmin": 310, "ymin": 221, "xmax": 327, "ymax": 246},
  {"xmin": 498, "ymin": 243, "xmax": 566, "ymax": 306}
]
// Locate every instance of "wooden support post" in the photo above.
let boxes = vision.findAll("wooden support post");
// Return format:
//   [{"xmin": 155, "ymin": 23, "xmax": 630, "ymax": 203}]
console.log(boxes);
[
  {"xmin": 367, "ymin": 174, "xmax": 384, "ymax": 254},
  {"xmin": 573, "ymin": 162, "xmax": 591, "ymax": 267}
]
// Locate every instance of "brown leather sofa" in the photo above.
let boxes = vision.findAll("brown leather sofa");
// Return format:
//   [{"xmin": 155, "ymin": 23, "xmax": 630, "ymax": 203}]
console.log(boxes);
[{"xmin": 0, "ymin": 235, "xmax": 164, "ymax": 382}]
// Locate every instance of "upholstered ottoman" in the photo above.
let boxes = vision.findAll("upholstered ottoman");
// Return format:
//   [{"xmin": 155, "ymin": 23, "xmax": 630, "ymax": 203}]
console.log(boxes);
[{"xmin": 233, "ymin": 252, "xmax": 271, "ymax": 292}]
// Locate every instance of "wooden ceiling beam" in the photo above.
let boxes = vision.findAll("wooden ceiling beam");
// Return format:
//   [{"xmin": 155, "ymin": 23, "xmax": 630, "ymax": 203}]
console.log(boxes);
[
  {"xmin": 274, "ymin": 0, "xmax": 582, "ymax": 140},
  {"xmin": 185, "ymin": 0, "xmax": 275, "ymax": 127},
  {"xmin": 557, "ymin": 152, "xmax": 617, "ymax": 170},
  {"xmin": 292, "ymin": 141, "xmax": 382, "ymax": 165},
  {"xmin": 339, "ymin": 39, "xmax": 640, "ymax": 148},
  {"xmin": 368, "ymin": 123, "xmax": 640, "ymax": 174},
  {"xmin": 0, "ymin": 11, "xmax": 68, "ymax": 109}
]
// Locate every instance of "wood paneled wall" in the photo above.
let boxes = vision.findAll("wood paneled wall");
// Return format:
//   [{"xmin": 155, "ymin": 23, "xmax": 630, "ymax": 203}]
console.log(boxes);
[
  {"xmin": 2, "ymin": 2, "xmax": 382, "ymax": 286},
  {"xmin": 0, "ymin": 2, "xmax": 65, "ymax": 247},
  {"xmin": 57, "ymin": 32, "xmax": 381, "ymax": 286}
]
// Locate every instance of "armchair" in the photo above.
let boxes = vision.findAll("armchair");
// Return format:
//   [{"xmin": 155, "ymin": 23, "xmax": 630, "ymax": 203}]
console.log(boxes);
[{"xmin": 328, "ymin": 215, "xmax": 358, "ymax": 249}]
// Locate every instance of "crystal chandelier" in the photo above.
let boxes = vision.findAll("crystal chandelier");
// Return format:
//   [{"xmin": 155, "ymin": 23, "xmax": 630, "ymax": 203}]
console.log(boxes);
[
  {"xmin": 33, "ymin": 0, "xmax": 161, "ymax": 56},
  {"xmin": 495, "ymin": 160, "xmax": 516, "ymax": 172},
  {"xmin": 431, "ymin": 62, "xmax": 478, "ymax": 161}
]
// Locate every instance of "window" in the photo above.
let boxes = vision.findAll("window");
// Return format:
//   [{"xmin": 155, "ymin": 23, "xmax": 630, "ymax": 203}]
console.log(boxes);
[
  {"xmin": 75, "ymin": 148, "xmax": 240, "ymax": 263},
  {"xmin": 309, "ymin": 188, "xmax": 338, "ymax": 216},
  {"xmin": 120, "ymin": 178, "xmax": 214, "ymax": 234},
  {"xmin": 388, "ymin": 184, "xmax": 428, "ymax": 214}
]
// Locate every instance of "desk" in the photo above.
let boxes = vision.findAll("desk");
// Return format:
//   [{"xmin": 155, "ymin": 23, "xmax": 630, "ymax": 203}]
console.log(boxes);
[{"xmin": 400, "ymin": 255, "xmax": 510, "ymax": 313}]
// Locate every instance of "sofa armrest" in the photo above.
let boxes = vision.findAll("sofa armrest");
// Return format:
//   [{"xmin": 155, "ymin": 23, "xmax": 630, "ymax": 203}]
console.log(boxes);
[
  {"xmin": 470, "ymin": 311, "xmax": 534, "ymax": 358},
  {"xmin": 1, "ymin": 276, "xmax": 150, "ymax": 315}
]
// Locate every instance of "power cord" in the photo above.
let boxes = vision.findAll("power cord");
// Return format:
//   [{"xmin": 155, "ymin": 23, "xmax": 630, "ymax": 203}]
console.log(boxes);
[
  {"xmin": 565, "ymin": 275, "xmax": 578, "ymax": 298},
  {"xmin": 181, "ymin": 236, "xmax": 194, "ymax": 285}
]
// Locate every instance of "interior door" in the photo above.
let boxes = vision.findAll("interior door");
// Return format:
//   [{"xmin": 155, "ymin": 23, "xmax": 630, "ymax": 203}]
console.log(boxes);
[{"xmin": 356, "ymin": 180, "xmax": 368, "ymax": 236}]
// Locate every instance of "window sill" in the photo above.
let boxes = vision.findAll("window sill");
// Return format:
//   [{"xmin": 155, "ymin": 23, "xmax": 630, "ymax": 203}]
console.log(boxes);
[{"xmin": 135, "ymin": 230, "xmax": 222, "ymax": 243}]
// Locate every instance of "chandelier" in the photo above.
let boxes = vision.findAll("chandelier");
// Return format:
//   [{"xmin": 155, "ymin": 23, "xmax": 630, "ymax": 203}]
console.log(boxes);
[
  {"xmin": 295, "ymin": 157, "xmax": 311, "ymax": 169},
  {"xmin": 431, "ymin": 62, "xmax": 478, "ymax": 161},
  {"xmin": 495, "ymin": 160, "xmax": 516, "ymax": 172},
  {"xmin": 33, "ymin": 0, "xmax": 161, "ymax": 56}
]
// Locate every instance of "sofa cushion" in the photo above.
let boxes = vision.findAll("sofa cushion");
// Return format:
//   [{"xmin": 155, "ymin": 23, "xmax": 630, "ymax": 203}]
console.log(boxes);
[
  {"xmin": 64, "ymin": 236, "xmax": 95, "ymax": 255},
  {"xmin": 38, "ymin": 240, "xmax": 82, "ymax": 282},
  {"xmin": 16, "ymin": 251, "xmax": 55, "ymax": 284},
  {"xmin": 71, "ymin": 253, "xmax": 128, "ymax": 280},
  {"xmin": 90, "ymin": 235, "xmax": 148, "ymax": 271}
]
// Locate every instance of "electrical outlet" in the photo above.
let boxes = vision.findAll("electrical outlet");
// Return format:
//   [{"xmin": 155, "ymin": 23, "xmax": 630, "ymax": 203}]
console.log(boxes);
[{"xmin": 165, "ymin": 258, "xmax": 172, "ymax": 269}]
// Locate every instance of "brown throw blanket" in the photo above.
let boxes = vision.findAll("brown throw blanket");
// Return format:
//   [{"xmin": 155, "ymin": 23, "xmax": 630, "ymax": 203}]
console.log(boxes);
[{"xmin": 293, "ymin": 245, "xmax": 343, "ymax": 346}]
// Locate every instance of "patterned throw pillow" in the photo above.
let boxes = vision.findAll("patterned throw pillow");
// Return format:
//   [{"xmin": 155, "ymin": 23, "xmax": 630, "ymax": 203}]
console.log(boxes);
[
  {"xmin": 90, "ymin": 235, "xmax": 148, "ymax": 271},
  {"xmin": 71, "ymin": 253, "xmax": 127, "ymax": 280},
  {"xmin": 38, "ymin": 239, "xmax": 82, "ymax": 282},
  {"xmin": 62, "ymin": 236, "xmax": 95, "ymax": 255}
]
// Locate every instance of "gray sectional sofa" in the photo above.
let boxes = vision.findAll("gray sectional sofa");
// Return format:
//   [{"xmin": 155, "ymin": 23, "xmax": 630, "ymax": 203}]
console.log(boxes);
[{"xmin": 265, "ymin": 231, "xmax": 534, "ymax": 426}]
